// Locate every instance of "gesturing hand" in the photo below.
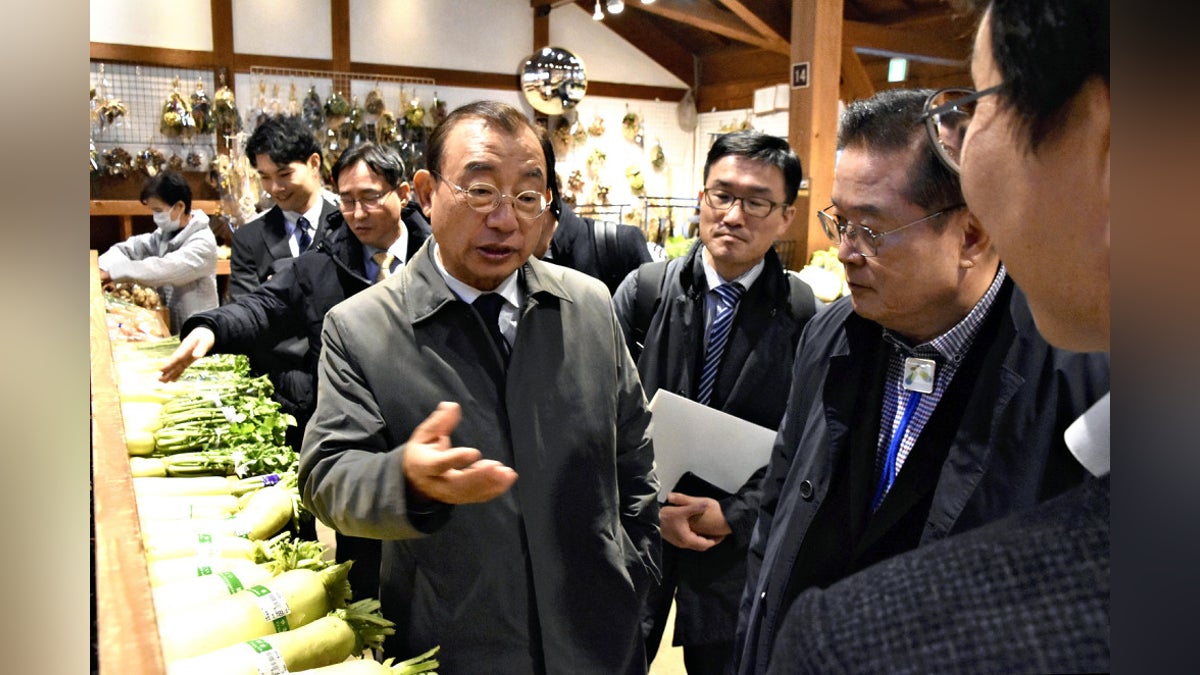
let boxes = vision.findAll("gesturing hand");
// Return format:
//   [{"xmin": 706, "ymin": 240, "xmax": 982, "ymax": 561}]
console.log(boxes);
[
  {"xmin": 403, "ymin": 402, "xmax": 518, "ymax": 505},
  {"xmin": 159, "ymin": 327, "xmax": 215, "ymax": 382}
]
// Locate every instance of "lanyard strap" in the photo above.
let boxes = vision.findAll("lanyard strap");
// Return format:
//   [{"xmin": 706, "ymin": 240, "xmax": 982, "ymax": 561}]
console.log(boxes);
[{"xmin": 871, "ymin": 390, "xmax": 922, "ymax": 511}]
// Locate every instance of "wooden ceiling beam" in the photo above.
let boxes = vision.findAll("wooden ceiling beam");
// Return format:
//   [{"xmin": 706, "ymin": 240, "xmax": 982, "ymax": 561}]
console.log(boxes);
[
  {"xmin": 843, "ymin": 19, "xmax": 968, "ymax": 66},
  {"xmin": 571, "ymin": 0, "xmax": 696, "ymax": 86},
  {"xmin": 715, "ymin": 0, "xmax": 791, "ymax": 53},
  {"xmin": 633, "ymin": 0, "xmax": 790, "ymax": 54}
]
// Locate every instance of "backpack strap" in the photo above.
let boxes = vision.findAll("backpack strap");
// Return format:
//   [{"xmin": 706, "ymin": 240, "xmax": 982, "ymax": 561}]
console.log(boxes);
[
  {"xmin": 630, "ymin": 259, "xmax": 669, "ymax": 360},
  {"xmin": 591, "ymin": 219, "xmax": 623, "ymax": 290}
]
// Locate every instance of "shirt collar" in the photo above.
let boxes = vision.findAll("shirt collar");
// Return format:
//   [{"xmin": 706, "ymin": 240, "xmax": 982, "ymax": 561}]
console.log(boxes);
[
  {"xmin": 883, "ymin": 264, "xmax": 1008, "ymax": 363},
  {"xmin": 282, "ymin": 201, "xmax": 324, "ymax": 234},
  {"xmin": 701, "ymin": 251, "xmax": 765, "ymax": 293},
  {"xmin": 1065, "ymin": 392, "xmax": 1110, "ymax": 477},
  {"xmin": 363, "ymin": 226, "xmax": 410, "ymax": 267},
  {"xmin": 431, "ymin": 241, "xmax": 523, "ymax": 308}
]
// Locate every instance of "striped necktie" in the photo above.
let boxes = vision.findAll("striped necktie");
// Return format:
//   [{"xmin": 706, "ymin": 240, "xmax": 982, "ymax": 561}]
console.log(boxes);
[
  {"xmin": 696, "ymin": 282, "xmax": 745, "ymax": 406},
  {"xmin": 372, "ymin": 251, "xmax": 395, "ymax": 283},
  {"xmin": 294, "ymin": 216, "xmax": 312, "ymax": 254}
]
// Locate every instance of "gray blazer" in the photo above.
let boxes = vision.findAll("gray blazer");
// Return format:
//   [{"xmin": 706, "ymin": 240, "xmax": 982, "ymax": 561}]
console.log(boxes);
[{"xmin": 299, "ymin": 240, "xmax": 661, "ymax": 674}]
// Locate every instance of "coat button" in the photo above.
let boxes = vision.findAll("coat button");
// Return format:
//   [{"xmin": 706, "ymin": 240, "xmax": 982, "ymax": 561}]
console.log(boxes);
[{"xmin": 798, "ymin": 480, "xmax": 814, "ymax": 500}]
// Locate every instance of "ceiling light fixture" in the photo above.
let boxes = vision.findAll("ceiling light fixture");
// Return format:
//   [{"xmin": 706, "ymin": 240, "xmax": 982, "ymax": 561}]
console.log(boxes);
[
  {"xmin": 593, "ymin": 0, "xmax": 604, "ymax": 20},
  {"xmin": 606, "ymin": 0, "xmax": 625, "ymax": 14},
  {"xmin": 642, "ymin": 0, "xmax": 657, "ymax": 4}
]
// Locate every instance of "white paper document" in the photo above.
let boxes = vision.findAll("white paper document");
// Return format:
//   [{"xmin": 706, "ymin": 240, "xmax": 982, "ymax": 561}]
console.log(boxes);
[{"xmin": 647, "ymin": 390, "xmax": 778, "ymax": 500}]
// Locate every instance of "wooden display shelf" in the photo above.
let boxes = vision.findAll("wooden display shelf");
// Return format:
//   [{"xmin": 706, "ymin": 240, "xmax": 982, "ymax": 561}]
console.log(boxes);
[{"xmin": 90, "ymin": 249, "xmax": 166, "ymax": 674}]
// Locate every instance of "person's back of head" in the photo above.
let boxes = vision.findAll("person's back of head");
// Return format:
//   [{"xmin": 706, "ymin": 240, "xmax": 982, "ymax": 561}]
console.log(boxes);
[
  {"xmin": 971, "ymin": 0, "xmax": 1108, "ymax": 152},
  {"xmin": 140, "ymin": 170, "xmax": 192, "ymax": 213},
  {"xmin": 246, "ymin": 114, "xmax": 323, "ymax": 169},
  {"xmin": 704, "ymin": 130, "xmax": 803, "ymax": 205}
]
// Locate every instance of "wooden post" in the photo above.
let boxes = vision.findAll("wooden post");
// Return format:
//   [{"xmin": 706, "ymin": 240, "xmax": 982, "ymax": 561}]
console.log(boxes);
[{"xmin": 787, "ymin": 0, "xmax": 843, "ymax": 267}]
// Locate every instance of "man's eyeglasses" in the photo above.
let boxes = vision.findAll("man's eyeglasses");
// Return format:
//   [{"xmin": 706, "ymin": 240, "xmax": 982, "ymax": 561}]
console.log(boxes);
[
  {"xmin": 433, "ymin": 172, "xmax": 548, "ymax": 220},
  {"xmin": 702, "ymin": 188, "xmax": 789, "ymax": 219},
  {"xmin": 817, "ymin": 204, "xmax": 965, "ymax": 258},
  {"xmin": 338, "ymin": 189, "xmax": 394, "ymax": 212},
  {"xmin": 920, "ymin": 85, "xmax": 1002, "ymax": 176}
]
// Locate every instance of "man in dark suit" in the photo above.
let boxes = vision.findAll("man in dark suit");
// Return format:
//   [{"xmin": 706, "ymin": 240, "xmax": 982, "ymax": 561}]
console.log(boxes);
[
  {"xmin": 733, "ymin": 87, "xmax": 1110, "ymax": 674},
  {"xmin": 229, "ymin": 114, "xmax": 341, "ymax": 300},
  {"xmin": 612, "ymin": 130, "xmax": 817, "ymax": 674},
  {"xmin": 758, "ymin": 1, "xmax": 1111, "ymax": 672},
  {"xmin": 534, "ymin": 134, "xmax": 653, "ymax": 295}
]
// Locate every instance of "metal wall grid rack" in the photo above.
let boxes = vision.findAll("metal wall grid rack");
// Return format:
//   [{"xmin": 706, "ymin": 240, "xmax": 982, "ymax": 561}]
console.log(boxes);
[{"xmin": 641, "ymin": 195, "xmax": 700, "ymax": 244}]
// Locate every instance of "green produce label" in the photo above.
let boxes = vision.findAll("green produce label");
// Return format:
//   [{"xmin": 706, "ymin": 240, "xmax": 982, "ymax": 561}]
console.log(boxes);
[
  {"xmin": 218, "ymin": 571, "xmax": 244, "ymax": 594},
  {"xmin": 248, "ymin": 584, "xmax": 291, "ymax": 633},
  {"xmin": 243, "ymin": 639, "xmax": 288, "ymax": 675},
  {"xmin": 195, "ymin": 565, "xmax": 213, "ymax": 577}
]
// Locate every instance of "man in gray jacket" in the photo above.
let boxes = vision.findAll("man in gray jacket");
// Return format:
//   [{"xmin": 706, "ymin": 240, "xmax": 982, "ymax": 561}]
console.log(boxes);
[{"xmin": 299, "ymin": 101, "xmax": 661, "ymax": 674}]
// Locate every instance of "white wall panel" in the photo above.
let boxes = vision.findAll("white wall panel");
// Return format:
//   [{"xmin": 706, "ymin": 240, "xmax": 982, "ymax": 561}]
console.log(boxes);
[
  {"xmin": 350, "ymin": 0, "xmax": 532, "ymax": 74},
  {"xmin": 90, "ymin": 0, "xmax": 213, "ymax": 51},
  {"xmin": 232, "ymin": 0, "xmax": 332, "ymax": 60}
]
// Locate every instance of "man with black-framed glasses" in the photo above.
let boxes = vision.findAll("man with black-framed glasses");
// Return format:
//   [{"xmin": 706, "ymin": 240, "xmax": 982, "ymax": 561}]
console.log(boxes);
[
  {"xmin": 612, "ymin": 130, "xmax": 818, "ymax": 675},
  {"xmin": 733, "ymin": 87, "xmax": 1109, "ymax": 674}
]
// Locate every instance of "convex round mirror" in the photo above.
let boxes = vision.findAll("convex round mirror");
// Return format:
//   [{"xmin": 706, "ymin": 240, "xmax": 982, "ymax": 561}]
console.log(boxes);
[{"xmin": 520, "ymin": 47, "xmax": 587, "ymax": 115}]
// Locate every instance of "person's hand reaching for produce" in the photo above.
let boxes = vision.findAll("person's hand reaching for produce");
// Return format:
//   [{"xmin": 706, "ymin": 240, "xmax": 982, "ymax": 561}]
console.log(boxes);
[
  {"xmin": 159, "ymin": 327, "xmax": 216, "ymax": 382},
  {"xmin": 403, "ymin": 401, "xmax": 518, "ymax": 505}
]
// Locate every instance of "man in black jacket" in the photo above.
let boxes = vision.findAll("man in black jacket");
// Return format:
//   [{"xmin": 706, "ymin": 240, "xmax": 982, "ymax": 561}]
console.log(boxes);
[
  {"xmin": 756, "ymin": 2, "xmax": 1112, "ymax": 671},
  {"xmin": 535, "ymin": 134, "xmax": 653, "ymax": 295},
  {"xmin": 159, "ymin": 142, "xmax": 432, "ymax": 600},
  {"xmin": 733, "ymin": 88, "xmax": 1110, "ymax": 674},
  {"xmin": 612, "ymin": 130, "xmax": 817, "ymax": 674}
]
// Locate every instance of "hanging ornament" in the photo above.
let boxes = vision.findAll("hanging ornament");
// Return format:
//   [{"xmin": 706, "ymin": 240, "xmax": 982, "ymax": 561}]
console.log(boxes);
[
  {"xmin": 586, "ymin": 147, "xmax": 606, "ymax": 178},
  {"xmin": 160, "ymin": 77, "xmax": 196, "ymax": 139},
  {"xmin": 190, "ymin": 78, "xmax": 213, "ymax": 134},
  {"xmin": 341, "ymin": 96, "xmax": 365, "ymax": 145},
  {"xmin": 570, "ymin": 119, "xmax": 588, "ymax": 146},
  {"xmin": 404, "ymin": 97, "xmax": 425, "ymax": 129},
  {"xmin": 302, "ymin": 85, "xmax": 324, "ymax": 131},
  {"xmin": 211, "ymin": 73, "xmax": 241, "ymax": 138},
  {"xmin": 625, "ymin": 164, "xmax": 645, "ymax": 195},
  {"xmin": 253, "ymin": 80, "xmax": 270, "ymax": 127},
  {"xmin": 325, "ymin": 91, "xmax": 350, "ymax": 124},
  {"xmin": 553, "ymin": 123, "xmax": 572, "ymax": 156},
  {"xmin": 650, "ymin": 138, "xmax": 666, "ymax": 171},
  {"xmin": 587, "ymin": 114, "xmax": 606, "ymax": 137},
  {"xmin": 622, "ymin": 107, "xmax": 640, "ymax": 143},
  {"xmin": 286, "ymin": 82, "xmax": 301, "ymax": 118},
  {"xmin": 376, "ymin": 110, "xmax": 399, "ymax": 144},
  {"xmin": 428, "ymin": 92, "xmax": 447, "ymax": 127},
  {"xmin": 365, "ymin": 86, "xmax": 386, "ymax": 116}
]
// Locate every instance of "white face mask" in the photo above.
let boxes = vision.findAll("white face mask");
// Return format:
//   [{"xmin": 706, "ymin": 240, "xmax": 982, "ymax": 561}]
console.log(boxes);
[{"xmin": 153, "ymin": 210, "xmax": 180, "ymax": 233}]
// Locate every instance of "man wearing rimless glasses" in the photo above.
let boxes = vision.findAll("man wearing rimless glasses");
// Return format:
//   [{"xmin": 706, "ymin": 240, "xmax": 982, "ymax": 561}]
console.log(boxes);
[{"xmin": 734, "ymin": 87, "xmax": 1109, "ymax": 674}]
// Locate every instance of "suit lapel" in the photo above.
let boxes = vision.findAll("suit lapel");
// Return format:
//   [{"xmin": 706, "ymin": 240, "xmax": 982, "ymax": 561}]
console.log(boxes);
[{"xmin": 263, "ymin": 207, "xmax": 294, "ymax": 261}]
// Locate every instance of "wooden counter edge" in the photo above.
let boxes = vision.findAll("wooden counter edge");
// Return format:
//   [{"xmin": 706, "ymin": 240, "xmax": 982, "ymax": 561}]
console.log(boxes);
[{"xmin": 90, "ymin": 250, "xmax": 166, "ymax": 674}]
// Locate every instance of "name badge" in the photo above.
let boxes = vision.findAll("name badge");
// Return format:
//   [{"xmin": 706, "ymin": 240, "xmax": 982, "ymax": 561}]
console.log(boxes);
[{"xmin": 903, "ymin": 357, "xmax": 936, "ymax": 394}]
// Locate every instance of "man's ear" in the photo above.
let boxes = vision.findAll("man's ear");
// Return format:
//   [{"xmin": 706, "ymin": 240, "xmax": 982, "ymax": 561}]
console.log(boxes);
[
  {"xmin": 775, "ymin": 203, "xmax": 797, "ymax": 239},
  {"xmin": 306, "ymin": 152, "xmax": 322, "ymax": 173},
  {"xmin": 395, "ymin": 182, "xmax": 413, "ymax": 205},
  {"xmin": 958, "ymin": 209, "xmax": 993, "ymax": 268},
  {"xmin": 412, "ymin": 170, "xmax": 435, "ymax": 217}
]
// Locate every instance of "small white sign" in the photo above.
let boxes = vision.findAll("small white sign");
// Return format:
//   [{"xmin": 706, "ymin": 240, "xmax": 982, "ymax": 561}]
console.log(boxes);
[{"xmin": 792, "ymin": 62, "xmax": 810, "ymax": 89}]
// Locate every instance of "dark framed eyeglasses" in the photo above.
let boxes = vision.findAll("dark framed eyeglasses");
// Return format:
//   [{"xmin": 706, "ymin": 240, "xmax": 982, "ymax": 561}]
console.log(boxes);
[
  {"xmin": 432, "ymin": 171, "xmax": 549, "ymax": 220},
  {"xmin": 702, "ymin": 187, "xmax": 789, "ymax": 219},
  {"xmin": 817, "ymin": 203, "xmax": 966, "ymax": 257},
  {"xmin": 338, "ymin": 189, "xmax": 394, "ymax": 212},
  {"xmin": 920, "ymin": 85, "xmax": 1002, "ymax": 175}
]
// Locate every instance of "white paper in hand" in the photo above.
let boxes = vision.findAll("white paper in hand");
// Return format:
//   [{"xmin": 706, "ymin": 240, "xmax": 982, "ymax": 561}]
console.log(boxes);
[{"xmin": 647, "ymin": 390, "xmax": 778, "ymax": 501}]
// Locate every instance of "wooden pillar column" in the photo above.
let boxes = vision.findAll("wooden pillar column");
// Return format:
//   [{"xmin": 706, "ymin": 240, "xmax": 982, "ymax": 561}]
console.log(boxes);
[{"xmin": 787, "ymin": 0, "xmax": 843, "ymax": 266}]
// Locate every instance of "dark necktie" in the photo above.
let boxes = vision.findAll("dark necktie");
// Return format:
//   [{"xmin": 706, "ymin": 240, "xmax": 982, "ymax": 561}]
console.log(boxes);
[
  {"xmin": 473, "ymin": 293, "xmax": 511, "ymax": 361},
  {"xmin": 696, "ymin": 282, "xmax": 746, "ymax": 406},
  {"xmin": 295, "ymin": 216, "xmax": 312, "ymax": 254}
]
